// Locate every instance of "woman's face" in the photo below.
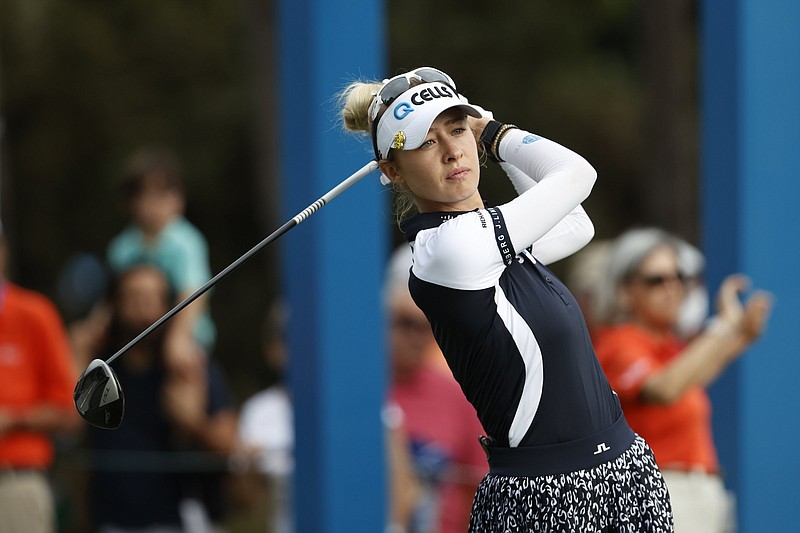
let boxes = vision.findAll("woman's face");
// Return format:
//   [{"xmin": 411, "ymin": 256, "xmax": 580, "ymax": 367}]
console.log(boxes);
[
  {"xmin": 624, "ymin": 245, "xmax": 686, "ymax": 330},
  {"xmin": 116, "ymin": 266, "xmax": 170, "ymax": 333},
  {"xmin": 383, "ymin": 108, "xmax": 482, "ymax": 212}
]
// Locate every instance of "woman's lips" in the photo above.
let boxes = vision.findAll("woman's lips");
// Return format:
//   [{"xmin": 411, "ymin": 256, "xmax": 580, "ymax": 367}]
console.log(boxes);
[{"xmin": 447, "ymin": 167, "xmax": 470, "ymax": 180}]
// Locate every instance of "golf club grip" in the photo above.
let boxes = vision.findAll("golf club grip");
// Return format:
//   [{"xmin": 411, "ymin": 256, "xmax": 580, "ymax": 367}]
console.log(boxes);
[{"xmin": 105, "ymin": 160, "xmax": 379, "ymax": 365}]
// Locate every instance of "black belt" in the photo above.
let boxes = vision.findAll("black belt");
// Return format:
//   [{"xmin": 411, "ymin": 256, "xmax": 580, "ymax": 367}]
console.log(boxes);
[{"xmin": 480, "ymin": 414, "xmax": 636, "ymax": 477}]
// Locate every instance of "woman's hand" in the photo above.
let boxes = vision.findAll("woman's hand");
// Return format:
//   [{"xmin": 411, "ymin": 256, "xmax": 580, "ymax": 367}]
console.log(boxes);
[
  {"xmin": 715, "ymin": 274, "xmax": 749, "ymax": 329},
  {"xmin": 464, "ymin": 102, "xmax": 494, "ymax": 144},
  {"xmin": 740, "ymin": 290, "xmax": 773, "ymax": 342},
  {"xmin": 643, "ymin": 274, "xmax": 773, "ymax": 403},
  {"xmin": 714, "ymin": 273, "xmax": 773, "ymax": 345},
  {"xmin": 468, "ymin": 115, "xmax": 493, "ymax": 144}
]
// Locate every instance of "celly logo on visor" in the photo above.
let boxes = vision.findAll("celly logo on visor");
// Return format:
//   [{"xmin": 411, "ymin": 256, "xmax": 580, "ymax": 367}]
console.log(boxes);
[
  {"xmin": 410, "ymin": 84, "xmax": 454, "ymax": 104},
  {"xmin": 391, "ymin": 83, "xmax": 456, "ymax": 121},
  {"xmin": 393, "ymin": 102, "xmax": 413, "ymax": 120}
]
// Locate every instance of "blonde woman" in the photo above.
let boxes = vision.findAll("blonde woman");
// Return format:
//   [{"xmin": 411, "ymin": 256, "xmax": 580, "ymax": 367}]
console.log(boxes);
[{"xmin": 340, "ymin": 67, "xmax": 673, "ymax": 532}]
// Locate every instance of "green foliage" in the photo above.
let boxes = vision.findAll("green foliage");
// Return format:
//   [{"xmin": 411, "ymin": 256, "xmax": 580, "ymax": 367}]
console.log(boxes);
[
  {"xmin": 0, "ymin": 0, "xmax": 269, "ymax": 407},
  {"xmin": 1, "ymin": 0, "xmax": 253, "ymax": 285}
]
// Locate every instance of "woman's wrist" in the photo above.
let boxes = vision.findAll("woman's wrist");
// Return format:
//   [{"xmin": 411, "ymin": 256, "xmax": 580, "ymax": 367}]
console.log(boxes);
[{"xmin": 480, "ymin": 120, "xmax": 518, "ymax": 162}]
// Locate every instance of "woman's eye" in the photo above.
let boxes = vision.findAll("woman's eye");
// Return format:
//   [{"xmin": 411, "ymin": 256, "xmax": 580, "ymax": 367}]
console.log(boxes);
[{"xmin": 421, "ymin": 139, "xmax": 435, "ymax": 148}]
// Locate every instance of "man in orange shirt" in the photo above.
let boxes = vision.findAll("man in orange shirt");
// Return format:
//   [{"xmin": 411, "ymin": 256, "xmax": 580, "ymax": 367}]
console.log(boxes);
[
  {"xmin": 0, "ymin": 230, "xmax": 79, "ymax": 532},
  {"xmin": 593, "ymin": 228, "xmax": 772, "ymax": 533}
]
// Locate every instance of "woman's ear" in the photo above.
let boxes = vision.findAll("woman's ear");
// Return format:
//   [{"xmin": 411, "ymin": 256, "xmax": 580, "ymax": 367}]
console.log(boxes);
[{"xmin": 378, "ymin": 160, "xmax": 401, "ymax": 184}]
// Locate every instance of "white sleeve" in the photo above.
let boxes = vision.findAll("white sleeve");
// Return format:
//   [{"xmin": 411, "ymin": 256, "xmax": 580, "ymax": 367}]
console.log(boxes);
[
  {"xmin": 498, "ymin": 160, "xmax": 594, "ymax": 264},
  {"xmin": 499, "ymin": 161, "xmax": 538, "ymax": 193},
  {"xmin": 495, "ymin": 129, "xmax": 597, "ymax": 263},
  {"xmin": 411, "ymin": 212, "xmax": 507, "ymax": 290}
]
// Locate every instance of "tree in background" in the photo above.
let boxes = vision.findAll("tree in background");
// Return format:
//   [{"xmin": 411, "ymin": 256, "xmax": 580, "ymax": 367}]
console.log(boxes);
[
  {"xmin": 387, "ymin": 0, "xmax": 698, "ymax": 244},
  {"xmin": 0, "ymin": 0, "xmax": 698, "ymax": 450}
]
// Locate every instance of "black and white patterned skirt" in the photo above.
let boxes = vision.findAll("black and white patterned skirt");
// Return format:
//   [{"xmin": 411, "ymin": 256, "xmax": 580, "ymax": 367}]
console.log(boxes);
[{"xmin": 469, "ymin": 436, "xmax": 673, "ymax": 532}]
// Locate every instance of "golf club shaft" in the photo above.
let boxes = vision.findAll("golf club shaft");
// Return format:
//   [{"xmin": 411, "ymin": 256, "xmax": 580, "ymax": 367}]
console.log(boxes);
[{"xmin": 105, "ymin": 160, "xmax": 379, "ymax": 365}]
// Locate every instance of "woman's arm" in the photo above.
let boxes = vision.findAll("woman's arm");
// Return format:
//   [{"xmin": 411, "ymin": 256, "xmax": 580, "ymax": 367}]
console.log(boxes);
[
  {"xmin": 495, "ymin": 129, "xmax": 597, "ymax": 257},
  {"xmin": 500, "ymin": 160, "xmax": 594, "ymax": 264},
  {"xmin": 641, "ymin": 275, "xmax": 773, "ymax": 404},
  {"xmin": 415, "ymin": 122, "xmax": 596, "ymax": 289}
]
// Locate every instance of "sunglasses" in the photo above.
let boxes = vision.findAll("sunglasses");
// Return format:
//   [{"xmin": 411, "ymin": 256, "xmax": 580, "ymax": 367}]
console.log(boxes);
[
  {"xmin": 635, "ymin": 272, "xmax": 686, "ymax": 288},
  {"xmin": 369, "ymin": 67, "xmax": 457, "ymax": 121},
  {"xmin": 369, "ymin": 67, "xmax": 457, "ymax": 161}
]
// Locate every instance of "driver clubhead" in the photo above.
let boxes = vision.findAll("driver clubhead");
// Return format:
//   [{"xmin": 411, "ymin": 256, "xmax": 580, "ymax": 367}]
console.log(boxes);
[{"xmin": 74, "ymin": 358, "xmax": 125, "ymax": 429}]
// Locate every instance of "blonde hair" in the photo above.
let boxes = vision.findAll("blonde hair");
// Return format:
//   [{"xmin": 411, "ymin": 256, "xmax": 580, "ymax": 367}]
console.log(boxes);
[
  {"xmin": 338, "ymin": 79, "xmax": 420, "ymax": 225},
  {"xmin": 339, "ymin": 81, "xmax": 381, "ymax": 134}
]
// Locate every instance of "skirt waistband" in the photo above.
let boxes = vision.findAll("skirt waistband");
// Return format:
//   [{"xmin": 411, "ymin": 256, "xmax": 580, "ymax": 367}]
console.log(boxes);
[{"xmin": 482, "ymin": 414, "xmax": 636, "ymax": 478}]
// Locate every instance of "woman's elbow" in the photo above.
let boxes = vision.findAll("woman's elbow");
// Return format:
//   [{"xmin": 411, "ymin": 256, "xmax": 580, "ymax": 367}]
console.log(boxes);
[
  {"xmin": 576, "ymin": 216, "xmax": 595, "ymax": 249},
  {"xmin": 566, "ymin": 159, "xmax": 597, "ymax": 201},
  {"xmin": 579, "ymin": 160, "xmax": 598, "ymax": 193}
]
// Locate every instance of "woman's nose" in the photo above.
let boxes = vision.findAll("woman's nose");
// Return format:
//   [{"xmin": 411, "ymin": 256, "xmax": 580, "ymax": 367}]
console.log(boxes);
[{"xmin": 441, "ymin": 138, "xmax": 463, "ymax": 161}]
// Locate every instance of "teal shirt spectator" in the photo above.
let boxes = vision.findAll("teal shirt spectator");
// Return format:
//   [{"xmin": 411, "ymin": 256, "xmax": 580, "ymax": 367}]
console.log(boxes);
[{"xmin": 107, "ymin": 216, "xmax": 216, "ymax": 350}]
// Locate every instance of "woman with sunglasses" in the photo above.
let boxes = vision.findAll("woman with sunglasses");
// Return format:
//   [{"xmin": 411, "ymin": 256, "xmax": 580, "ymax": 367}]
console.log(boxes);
[
  {"xmin": 340, "ymin": 67, "xmax": 673, "ymax": 531},
  {"xmin": 592, "ymin": 227, "xmax": 772, "ymax": 533}
]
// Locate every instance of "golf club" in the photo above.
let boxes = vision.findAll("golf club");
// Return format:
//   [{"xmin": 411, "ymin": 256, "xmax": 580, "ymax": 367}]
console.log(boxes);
[{"xmin": 74, "ymin": 160, "xmax": 379, "ymax": 429}]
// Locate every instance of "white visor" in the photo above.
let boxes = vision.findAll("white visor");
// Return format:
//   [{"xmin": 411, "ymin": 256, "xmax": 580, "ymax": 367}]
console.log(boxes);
[{"xmin": 374, "ymin": 82, "xmax": 481, "ymax": 184}]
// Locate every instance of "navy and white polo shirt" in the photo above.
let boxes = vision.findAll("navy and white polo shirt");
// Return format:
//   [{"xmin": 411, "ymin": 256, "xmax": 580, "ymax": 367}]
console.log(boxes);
[
  {"xmin": 399, "ymin": 129, "xmax": 621, "ymax": 450},
  {"xmin": 402, "ymin": 210, "xmax": 621, "ymax": 449}
]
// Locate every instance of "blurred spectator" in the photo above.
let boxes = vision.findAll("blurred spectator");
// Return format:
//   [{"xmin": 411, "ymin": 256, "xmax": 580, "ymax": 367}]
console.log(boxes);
[
  {"xmin": 384, "ymin": 402, "xmax": 422, "ymax": 533},
  {"xmin": 233, "ymin": 299, "xmax": 426, "ymax": 533},
  {"xmin": 564, "ymin": 239, "xmax": 612, "ymax": 340},
  {"xmin": 235, "ymin": 301, "xmax": 294, "ymax": 533},
  {"xmin": 383, "ymin": 245, "xmax": 487, "ymax": 533},
  {"xmin": 673, "ymin": 238, "xmax": 709, "ymax": 340},
  {"xmin": 592, "ymin": 227, "xmax": 773, "ymax": 533},
  {"xmin": 0, "ymin": 227, "xmax": 80, "ymax": 533},
  {"xmin": 56, "ymin": 252, "xmax": 111, "ymax": 326},
  {"xmin": 81, "ymin": 264, "xmax": 237, "ymax": 532},
  {"xmin": 567, "ymin": 236, "xmax": 709, "ymax": 343},
  {"xmin": 106, "ymin": 146, "xmax": 215, "ymax": 374}
]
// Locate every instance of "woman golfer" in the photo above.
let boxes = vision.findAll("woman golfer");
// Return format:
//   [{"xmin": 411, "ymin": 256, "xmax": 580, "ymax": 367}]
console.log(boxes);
[{"xmin": 340, "ymin": 67, "xmax": 673, "ymax": 532}]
